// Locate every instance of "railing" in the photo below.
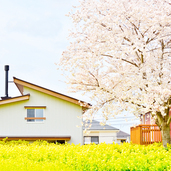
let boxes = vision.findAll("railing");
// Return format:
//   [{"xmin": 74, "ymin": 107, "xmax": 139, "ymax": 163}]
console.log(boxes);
[{"xmin": 131, "ymin": 124, "xmax": 162, "ymax": 145}]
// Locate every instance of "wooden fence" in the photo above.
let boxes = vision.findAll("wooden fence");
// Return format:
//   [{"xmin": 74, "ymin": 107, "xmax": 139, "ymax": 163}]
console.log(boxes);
[{"xmin": 131, "ymin": 124, "xmax": 162, "ymax": 145}]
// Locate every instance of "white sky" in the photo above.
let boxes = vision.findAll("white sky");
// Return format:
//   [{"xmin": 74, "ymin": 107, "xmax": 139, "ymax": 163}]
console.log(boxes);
[
  {"xmin": 0, "ymin": 0, "xmax": 139, "ymax": 134},
  {"xmin": 0, "ymin": 0, "xmax": 80, "ymax": 97}
]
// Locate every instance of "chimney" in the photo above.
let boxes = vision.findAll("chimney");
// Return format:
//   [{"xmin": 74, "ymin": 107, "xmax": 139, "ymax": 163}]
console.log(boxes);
[{"xmin": 1, "ymin": 65, "xmax": 11, "ymax": 100}]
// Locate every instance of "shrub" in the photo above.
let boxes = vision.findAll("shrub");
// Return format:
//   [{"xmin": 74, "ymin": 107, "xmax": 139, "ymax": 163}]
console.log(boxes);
[{"xmin": 0, "ymin": 141, "xmax": 170, "ymax": 171}]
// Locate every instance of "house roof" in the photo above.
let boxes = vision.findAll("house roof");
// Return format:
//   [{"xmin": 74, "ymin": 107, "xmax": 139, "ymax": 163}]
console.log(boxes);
[
  {"xmin": 83, "ymin": 120, "xmax": 119, "ymax": 130},
  {"xmin": 12, "ymin": 77, "xmax": 91, "ymax": 108},
  {"xmin": 117, "ymin": 130, "xmax": 130, "ymax": 139},
  {"xmin": 0, "ymin": 94, "xmax": 30, "ymax": 105}
]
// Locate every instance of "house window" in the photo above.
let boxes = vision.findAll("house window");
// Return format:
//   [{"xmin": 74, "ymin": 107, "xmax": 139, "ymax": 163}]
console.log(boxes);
[
  {"xmin": 91, "ymin": 137, "xmax": 99, "ymax": 144},
  {"xmin": 25, "ymin": 108, "xmax": 46, "ymax": 122},
  {"xmin": 84, "ymin": 136, "xmax": 99, "ymax": 144}
]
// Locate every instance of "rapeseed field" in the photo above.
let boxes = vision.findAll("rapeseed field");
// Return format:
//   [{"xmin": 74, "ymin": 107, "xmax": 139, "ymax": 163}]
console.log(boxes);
[{"xmin": 0, "ymin": 140, "xmax": 170, "ymax": 171}]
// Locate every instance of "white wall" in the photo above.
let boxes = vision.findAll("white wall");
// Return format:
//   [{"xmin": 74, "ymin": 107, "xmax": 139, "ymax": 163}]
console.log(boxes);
[
  {"xmin": 0, "ymin": 86, "xmax": 83, "ymax": 145},
  {"xmin": 99, "ymin": 132, "xmax": 117, "ymax": 144},
  {"xmin": 116, "ymin": 139, "xmax": 122, "ymax": 144},
  {"xmin": 83, "ymin": 130, "xmax": 118, "ymax": 144}
]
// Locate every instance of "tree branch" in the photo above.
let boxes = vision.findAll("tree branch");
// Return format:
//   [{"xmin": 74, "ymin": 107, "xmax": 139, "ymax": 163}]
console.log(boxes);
[
  {"xmin": 124, "ymin": 37, "xmax": 131, "ymax": 42},
  {"xmin": 101, "ymin": 54, "xmax": 113, "ymax": 58},
  {"xmin": 88, "ymin": 71, "xmax": 100, "ymax": 87},
  {"xmin": 100, "ymin": 23, "xmax": 112, "ymax": 31},
  {"xmin": 126, "ymin": 18, "xmax": 143, "ymax": 37},
  {"xmin": 123, "ymin": 99, "xmax": 146, "ymax": 108},
  {"xmin": 101, "ymin": 54, "xmax": 139, "ymax": 67},
  {"xmin": 142, "ymin": 26, "xmax": 152, "ymax": 37},
  {"xmin": 99, "ymin": 98, "xmax": 115, "ymax": 107},
  {"xmin": 141, "ymin": 54, "xmax": 144, "ymax": 63},
  {"xmin": 121, "ymin": 58, "xmax": 139, "ymax": 67},
  {"xmin": 146, "ymin": 32, "xmax": 159, "ymax": 44},
  {"xmin": 135, "ymin": 51, "xmax": 140, "ymax": 60}
]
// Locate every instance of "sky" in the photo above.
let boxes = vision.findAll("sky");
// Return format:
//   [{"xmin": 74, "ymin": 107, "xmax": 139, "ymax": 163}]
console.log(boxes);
[{"xmin": 0, "ymin": 0, "xmax": 139, "ymax": 134}]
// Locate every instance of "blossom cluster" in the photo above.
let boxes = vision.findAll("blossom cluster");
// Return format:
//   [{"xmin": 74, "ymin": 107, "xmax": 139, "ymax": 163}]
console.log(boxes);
[{"xmin": 60, "ymin": 0, "xmax": 171, "ymax": 121}]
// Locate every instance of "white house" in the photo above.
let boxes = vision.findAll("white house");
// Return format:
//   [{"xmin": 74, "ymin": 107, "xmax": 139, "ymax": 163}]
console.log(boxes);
[
  {"xmin": 116, "ymin": 130, "xmax": 130, "ymax": 144},
  {"xmin": 83, "ymin": 120, "xmax": 130, "ymax": 144},
  {"xmin": 0, "ymin": 75, "xmax": 90, "ymax": 145}
]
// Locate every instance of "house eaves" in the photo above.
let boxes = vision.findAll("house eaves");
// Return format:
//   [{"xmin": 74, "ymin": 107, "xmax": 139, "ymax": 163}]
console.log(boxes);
[
  {"xmin": 0, "ymin": 136, "xmax": 71, "ymax": 141},
  {"xmin": 13, "ymin": 77, "xmax": 91, "ymax": 108},
  {"xmin": 0, "ymin": 94, "xmax": 30, "ymax": 105}
]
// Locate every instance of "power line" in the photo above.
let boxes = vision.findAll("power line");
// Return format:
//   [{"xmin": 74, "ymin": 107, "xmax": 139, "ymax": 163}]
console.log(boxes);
[
  {"xmin": 83, "ymin": 119, "xmax": 140, "ymax": 122},
  {"xmin": 86, "ymin": 116, "xmax": 140, "ymax": 119}
]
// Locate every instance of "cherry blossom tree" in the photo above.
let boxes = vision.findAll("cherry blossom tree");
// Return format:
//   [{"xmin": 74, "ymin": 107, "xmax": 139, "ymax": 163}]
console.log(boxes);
[{"xmin": 60, "ymin": 0, "xmax": 171, "ymax": 147}]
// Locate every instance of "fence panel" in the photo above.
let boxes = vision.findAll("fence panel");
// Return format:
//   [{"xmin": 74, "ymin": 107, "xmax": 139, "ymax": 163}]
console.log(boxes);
[{"xmin": 131, "ymin": 124, "xmax": 162, "ymax": 145}]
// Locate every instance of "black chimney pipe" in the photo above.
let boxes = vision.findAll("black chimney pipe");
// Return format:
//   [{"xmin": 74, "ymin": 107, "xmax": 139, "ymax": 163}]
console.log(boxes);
[
  {"xmin": 1, "ymin": 65, "xmax": 11, "ymax": 100},
  {"xmin": 4, "ymin": 65, "xmax": 9, "ymax": 97}
]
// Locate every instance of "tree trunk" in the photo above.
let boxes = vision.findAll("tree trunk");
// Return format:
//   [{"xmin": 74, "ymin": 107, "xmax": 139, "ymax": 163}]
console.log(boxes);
[{"xmin": 161, "ymin": 122, "xmax": 170, "ymax": 147}]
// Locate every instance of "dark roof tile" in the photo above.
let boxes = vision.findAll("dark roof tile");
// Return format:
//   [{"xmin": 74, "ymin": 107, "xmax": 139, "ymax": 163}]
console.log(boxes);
[
  {"xmin": 117, "ymin": 130, "xmax": 130, "ymax": 138},
  {"xmin": 83, "ymin": 120, "xmax": 119, "ymax": 130}
]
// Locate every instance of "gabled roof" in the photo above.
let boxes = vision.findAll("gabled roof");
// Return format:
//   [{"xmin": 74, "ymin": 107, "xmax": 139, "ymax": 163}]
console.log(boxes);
[
  {"xmin": 13, "ymin": 77, "xmax": 91, "ymax": 108},
  {"xmin": 117, "ymin": 130, "xmax": 130, "ymax": 138},
  {"xmin": 83, "ymin": 120, "xmax": 119, "ymax": 130}
]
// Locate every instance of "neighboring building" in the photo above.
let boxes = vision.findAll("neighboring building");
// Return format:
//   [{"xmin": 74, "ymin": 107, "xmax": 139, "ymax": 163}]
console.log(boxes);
[
  {"xmin": 116, "ymin": 130, "xmax": 130, "ymax": 144},
  {"xmin": 140, "ymin": 112, "xmax": 155, "ymax": 125},
  {"xmin": 83, "ymin": 120, "xmax": 130, "ymax": 144},
  {"xmin": 0, "ymin": 76, "xmax": 90, "ymax": 145},
  {"xmin": 140, "ymin": 111, "xmax": 171, "ymax": 138}
]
